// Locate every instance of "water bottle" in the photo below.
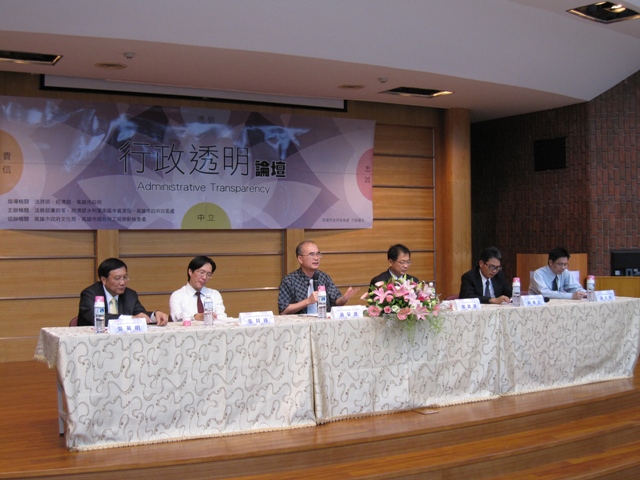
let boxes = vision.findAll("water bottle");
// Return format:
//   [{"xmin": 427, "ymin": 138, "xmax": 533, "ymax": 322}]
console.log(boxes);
[
  {"xmin": 94, "ymin": 296, "xmax": 106, "ymax": 333},
  {"xmin": 587, "ymin": 275, "xmax": 596, "ymax": 301},
  {"xmin": 428, "ymin": 281, "xmax": 436, "ymax": 299},
  {"xmin": 317, "ymin": 285, "xmax": 327, "ymax": 319},
  {"xmin": 203, "ymin": 293, "xmax": 214, "ymax": 326},
  {"xmin": 512, "ymin": 277, "xmax": 521, "ymax": 307}
]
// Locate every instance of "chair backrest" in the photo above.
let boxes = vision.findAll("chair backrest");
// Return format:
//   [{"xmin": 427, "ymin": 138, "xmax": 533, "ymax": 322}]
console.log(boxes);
[
  {"xmin": 445, "ymin": 294, "xmax": 459, "ymax": 301},
  {"xmin": 569, "ymin": 270, "xmax": 581, "ymax": 287},
  {"xmin": 69, "ymin": 316, "xmax": 78, "ymax": 327}
]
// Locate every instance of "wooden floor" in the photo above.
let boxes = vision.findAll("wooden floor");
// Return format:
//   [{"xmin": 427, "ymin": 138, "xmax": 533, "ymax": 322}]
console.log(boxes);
[{"xmin": 1, "ymin": 360, "xmax": 640, "ymax": 480}]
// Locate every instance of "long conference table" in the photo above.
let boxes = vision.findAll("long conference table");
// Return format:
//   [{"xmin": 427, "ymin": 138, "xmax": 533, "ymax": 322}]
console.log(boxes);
[{"xmin": 35, "ymin": 298, "xmax": 640, "ymax": 451}]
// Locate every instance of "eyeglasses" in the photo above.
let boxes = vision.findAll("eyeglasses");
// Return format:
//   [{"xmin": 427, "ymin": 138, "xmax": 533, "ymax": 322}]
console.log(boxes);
[
  {"xmin": 110, "ymin": 275, "xmax": 130, "ymax": 283},
  {"xmin": 300, "ymin": 252, "xmax": 323, "ymax": 259},
  {"xmin": 554, "ymin": 262, "xmax": 569, "ymax": 268},
  {"xmin": 394, "ymin": 260, "xmax": 412, "ymax": 266},
  {"xmin": 485, "ymin": 264, "xmax": 502, "ymax": 272},
  {"xmin": 194, "ymin": 269, "xmax": 213, "ymax": 278}
]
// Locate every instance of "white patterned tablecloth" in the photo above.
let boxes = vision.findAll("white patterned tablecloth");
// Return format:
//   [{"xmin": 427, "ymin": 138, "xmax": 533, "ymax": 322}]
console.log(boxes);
[
  {"xmin": 34, "ymin": 317, "xmax": 315, "ymax": 451},
  {"xmin": 34, "ymin": 299, "xmax": 640, "ymax": 449},
  {"xmin": 311, "ymin": 308, "xmax": 502, "ymax": 422},
  {"xmin": 498, "ymin": 297, "xmax": 640, "ymax": 394},
  {"xmin": 311, "ymin": 298, "xmax": 640, "ymax": 423}
]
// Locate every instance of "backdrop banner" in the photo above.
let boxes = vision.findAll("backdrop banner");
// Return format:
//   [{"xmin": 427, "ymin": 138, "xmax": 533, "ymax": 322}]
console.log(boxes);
[{"xmin": 0, "ymin": 96, "xmax": 374, "ymax": 230}]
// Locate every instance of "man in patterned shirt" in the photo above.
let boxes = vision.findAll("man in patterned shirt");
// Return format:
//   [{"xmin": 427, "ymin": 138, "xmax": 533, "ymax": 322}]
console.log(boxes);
[{"xmin": 278, "ymin": 240, "xmax": 359, "ymax": 315}]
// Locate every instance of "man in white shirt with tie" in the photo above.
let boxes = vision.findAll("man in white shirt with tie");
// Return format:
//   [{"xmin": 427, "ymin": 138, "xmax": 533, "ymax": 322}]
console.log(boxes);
[
  {"xmin": 277, "ymin": 240, "xmax": 359, "ymax": 315},
  {"xmin": 169, "ymin": 256, "xmax": 227, "ymax": 322},
  {"xmin": 530, "ymin": 247, "xmax": 587, "ymax": 300}
]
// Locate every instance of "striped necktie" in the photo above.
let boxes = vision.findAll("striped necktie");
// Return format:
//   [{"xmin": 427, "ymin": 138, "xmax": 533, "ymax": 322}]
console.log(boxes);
[{"xmin": 108, "ymin": 297, "xmax": 118, "ymax": 314}]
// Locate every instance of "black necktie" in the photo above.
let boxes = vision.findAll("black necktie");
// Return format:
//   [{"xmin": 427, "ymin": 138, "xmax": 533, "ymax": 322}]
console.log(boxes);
[
  {"xmin": 196, "ymin": 291, "xmax": 204, "ymax": 313},
  {"xmin": 484, "ymin": 280, "xmax": 491, "ymax": 297},
  {"xmin": 552, "ymin": 276, "xmax": 558, "ymax": 291}
]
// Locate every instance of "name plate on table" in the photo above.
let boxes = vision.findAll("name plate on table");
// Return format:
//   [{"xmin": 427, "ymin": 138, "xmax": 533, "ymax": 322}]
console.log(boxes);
[
  {"xmin": 330, "ymin": 305, "xmax": 364, "ymax": 319},
  {"xmin": 239, "ymin": 311, "xmax": 275, "ymax": 326},
  {"xmin": 107, "ymin": 316, "xmax": 148, "ymax": 334},
  {"xmin": 521, "ymin": 295, "xmax": 545, "ymax": 307},
  {"xmin": 595, "ymin": 290, "xmax": 616, "ymax": 302},
  {"xmin": 452, "ymin": 298, "xmax": 481, "ymax": 311}
]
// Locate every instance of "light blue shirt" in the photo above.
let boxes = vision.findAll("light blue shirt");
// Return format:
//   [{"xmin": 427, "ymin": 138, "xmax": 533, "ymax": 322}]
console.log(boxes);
[{"xmin": 530, "ymin": 265, "xmax": 585, "ymax": 299}]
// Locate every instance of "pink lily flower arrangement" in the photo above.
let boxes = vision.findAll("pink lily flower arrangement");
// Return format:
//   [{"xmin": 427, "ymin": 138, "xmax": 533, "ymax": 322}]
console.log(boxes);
[{"xmin": 361, "ymin": 276, "xmax": 443, "ymax": 340}]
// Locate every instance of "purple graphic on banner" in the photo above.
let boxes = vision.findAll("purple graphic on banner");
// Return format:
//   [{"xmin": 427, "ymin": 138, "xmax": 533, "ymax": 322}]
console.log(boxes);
[{"xmin": 0, "ymin": 96, "xmax": 374, "ymax": 229}]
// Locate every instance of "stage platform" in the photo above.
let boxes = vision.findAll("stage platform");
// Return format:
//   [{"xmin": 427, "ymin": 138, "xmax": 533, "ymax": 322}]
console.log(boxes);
[{"xmin": 1, "ymin": 360, "xmax": 640, "ymax": 479}]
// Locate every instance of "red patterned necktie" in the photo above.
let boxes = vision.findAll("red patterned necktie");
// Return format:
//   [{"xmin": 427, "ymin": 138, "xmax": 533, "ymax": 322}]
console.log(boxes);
[{"xmin": 196, "ymin": 291, "xmax": 204, "ymax": 313}]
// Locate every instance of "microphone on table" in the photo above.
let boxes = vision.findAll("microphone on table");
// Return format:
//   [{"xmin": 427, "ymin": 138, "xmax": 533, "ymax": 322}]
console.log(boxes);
[{"xmin": 543, "ymin": 297, "xmax": 550, "ymax": 303}]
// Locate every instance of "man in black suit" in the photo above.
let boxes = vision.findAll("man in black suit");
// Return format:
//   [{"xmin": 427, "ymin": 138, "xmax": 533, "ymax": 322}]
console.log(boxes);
[
  {"xmin": 370, "ymin": 244, "xmax": 419, "ymax": 286},
  {"xmin": 77, "ymin": 258, "xmax": 169, "ymax": 326},
  {"xmin": 459, "ymin": 246, "xmax": 512, "ymax": 304}
]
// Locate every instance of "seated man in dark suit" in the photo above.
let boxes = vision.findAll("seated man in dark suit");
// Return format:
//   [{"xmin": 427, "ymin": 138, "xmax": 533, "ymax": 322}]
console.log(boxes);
[
  {"xmin": 459, "ymin": 246, "xmax": 512, "ymax": 304},
  {"xmin": 77, "ymin": 258, "xmax": 169, "ymax": 326},
  {"xmin": 370, "ymin": 244, "xmax": 419, "ymax": 286}
]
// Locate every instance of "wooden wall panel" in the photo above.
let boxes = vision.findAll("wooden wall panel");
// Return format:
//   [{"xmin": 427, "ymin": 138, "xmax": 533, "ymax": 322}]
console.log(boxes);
[
  {"xmin": 2, "ymin": 298, "xmax": 80, "ymax": 336},
  {"xmin": 596, "ymin": 276, "xmax": 640, "ymax": 297},
  {"xmin": 0, "ymin": 230, "xmax": 94, "ymax": 257},
  {"xmin": 373, "ymin": 187, "xmax": 434, "ymax": 219},
  {"xmin": 308, "ymin": 220, "xmax": 434, "ymax": 253},
  {"xmin": 120, "ymin": 230, "xmax": 282, "ymax": 255},
  {"xmin": 0, "ymin": 259, "xmax": 94, "ymax": 297},
  {"xmin": 374, "ymin": 125, "xmax": 434, "ymax": 156},
  {"xmin": 125, "ymin": 255, "xmax": 283, "ymax": 293},
  {"xmin": 373, "ymin": 156, "xmax": 434, "ymax": 187},
  {"xmin": 0, "ymin": 338, "xmax": 39, "ymax": 363}
]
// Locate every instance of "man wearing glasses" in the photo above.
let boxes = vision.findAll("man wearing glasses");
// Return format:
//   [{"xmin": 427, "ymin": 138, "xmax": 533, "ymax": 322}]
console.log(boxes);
[
  {"xmin": 170, "ymin": 255, "xmax": 227, "ymax": 321},
  {"xmin": 278, "ymin": 240, "xmax": 359, "ymax": 315},
  {"xmin": 530, "ymin": 247, "xmax": 586, "ymax": 300},
  {"xmin": 459, "ymin": 246, "xmax": 512, "ymax": 304},
  {"xmin": 77, "ymin": 257, "xmax": 169, "ymax": 326},
  {"xmin": 369, "ymin": 244, "xmax": 419, "ymax": 287}
]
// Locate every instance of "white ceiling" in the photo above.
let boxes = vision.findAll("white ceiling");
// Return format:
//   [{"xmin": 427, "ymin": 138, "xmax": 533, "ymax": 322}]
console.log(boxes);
[{"xmin": 1, "ymin": 0, "xmax": 639, "ymax": 122}]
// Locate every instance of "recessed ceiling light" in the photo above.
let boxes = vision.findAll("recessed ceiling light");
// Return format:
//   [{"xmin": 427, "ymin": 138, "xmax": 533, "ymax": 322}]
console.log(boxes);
[
  {"xmin": 568, "ymin": 2, "xmax": 640, "ymax": 23},
  {"xmin": 381, "ymin": 86, "xmax": 453, "ymax": 98},
  {"xmin": 94, "ymin": 62, "xmax": 127, "ymax": 70},
  {"xmin": 0, "ymin": 50, "xmax": 61, "ymax": 65},
  {"xmin": 338, "ymin": 84, "xmax": 365, "ymax": 90}
]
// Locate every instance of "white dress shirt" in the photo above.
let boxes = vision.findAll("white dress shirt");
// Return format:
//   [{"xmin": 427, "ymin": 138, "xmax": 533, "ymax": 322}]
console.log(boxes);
[
  {"xmin": 530, "ymin": 265, "xmax": 585, "ymax": 299},
  {"xmin": 169, "ymin": 283, "xmax": 227, "ymax": 321},
  {"xmin": 480, "ymin": 271, "xmax": 494, "ymax": 298}
]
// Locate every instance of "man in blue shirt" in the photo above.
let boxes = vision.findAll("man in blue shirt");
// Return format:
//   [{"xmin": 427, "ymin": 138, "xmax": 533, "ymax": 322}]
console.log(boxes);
[{"xmin": 530, "ymin": 247, "xmax": 587, "ymax": 300}]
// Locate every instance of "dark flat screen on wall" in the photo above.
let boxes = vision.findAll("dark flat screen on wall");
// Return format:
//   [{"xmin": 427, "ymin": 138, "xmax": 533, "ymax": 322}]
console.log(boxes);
[
  {"xmin": 610, "ymin": 249, "xmax": 640, "ymax": 276},
  {"xmin": 534, "ymin": 137, "xmax": 566, "ymax": 171}
]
